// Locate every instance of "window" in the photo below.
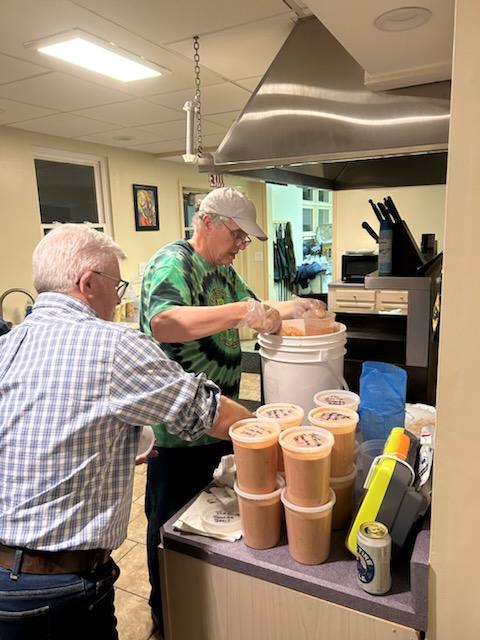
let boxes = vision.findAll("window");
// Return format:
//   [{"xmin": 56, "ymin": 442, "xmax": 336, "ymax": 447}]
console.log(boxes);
[
  {"xmin": 299, "ymin": 187, "xmax": 333, "ymax": 293},
  {"xmin": 300, "ymin": 189, "xmax": 333, "ymax": 257},
  {"xmin": 33, "ymin": 149, "xmax": 112, "ymax": 236},
  {"xmin": 302, "ymin": 207, "xmax": 314, "ymax": 232}
]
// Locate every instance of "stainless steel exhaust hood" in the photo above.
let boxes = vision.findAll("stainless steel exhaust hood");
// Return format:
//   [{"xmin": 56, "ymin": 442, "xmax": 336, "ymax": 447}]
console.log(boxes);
[{"xmin": 209, "ymin": 16, "xmax": 450, "ymax": 175}]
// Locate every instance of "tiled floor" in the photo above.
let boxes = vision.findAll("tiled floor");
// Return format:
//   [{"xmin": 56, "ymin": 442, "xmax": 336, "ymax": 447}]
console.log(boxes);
[
  {"xmin": 113, "ymin": 464, "xmax": 159, "ymax": 640},
  {"xmin": 114, "ymin": 346, "xmax": 261, "ymax": 639}
]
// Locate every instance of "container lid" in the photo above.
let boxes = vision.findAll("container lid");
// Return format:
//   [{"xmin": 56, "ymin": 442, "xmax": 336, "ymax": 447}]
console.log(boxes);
[
  {"xmin": 229, "ymin": 419, "xmax": 281, "ymax": 444},
  {"xmin": 201, "ymin": 508, "xmax": 241, "ymax": 534},
  {"xmin": 330, "ymin": 464, "xmax": 357, "ymax": 486},
  {"xmin": 308, "ymin": 407, "xmax": 359, "ymax": 428},
  {"xmin": 256, "ymin": 403, "xmax": 304, "ymax": 423},
  {"xmin": 281, "ymin": 487, "xmax": 336, "ymax": 513},
  {"xmin": 279, "ymin": 426, "xmax": 334, "ymax": 454},
  {"xmin": 234, "ymin": 474, "xmax": 285, "ymax": 501},
  {"xmin": 314, "ymin": 389, "xmax": 360, "ymax": 408}
]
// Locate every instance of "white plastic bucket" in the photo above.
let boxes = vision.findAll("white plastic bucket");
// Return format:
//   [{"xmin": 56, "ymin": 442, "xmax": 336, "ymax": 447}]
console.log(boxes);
[{"xmin": 258, "ymin": 323, "xmax": 347, "ymax": 416}]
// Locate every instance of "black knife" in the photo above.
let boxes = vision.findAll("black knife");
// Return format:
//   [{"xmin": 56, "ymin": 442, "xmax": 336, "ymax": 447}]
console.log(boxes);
[
  {"xmin": 384, "ymin": 196, "xmax": 402, "ymax": 223},
  {"xmin": 368, "ymin": 199, "xmax": 384, "ymax": 224},
  {"xmin": 362, "ymin": 221, "xmax": 379, "ymax": 242},
  {"xmin": 377, "ymin": 201, "xmax": 395, "ymax": 225}
]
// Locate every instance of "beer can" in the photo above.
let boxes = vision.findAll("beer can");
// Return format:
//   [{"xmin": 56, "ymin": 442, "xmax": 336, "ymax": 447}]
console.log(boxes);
[{"xmin": 356, "ymin": 521, "xmax": 391, "ymax": 595}]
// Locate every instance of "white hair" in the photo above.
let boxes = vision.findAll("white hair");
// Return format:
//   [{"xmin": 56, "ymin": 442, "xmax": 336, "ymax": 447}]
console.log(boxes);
[
  {"xmin": 32, "ymin": 224, "xmax": 127, "ymax": 294},
  {"xmin": 191, "ymin": 211, "xmax": 222, "ymax": 230}
]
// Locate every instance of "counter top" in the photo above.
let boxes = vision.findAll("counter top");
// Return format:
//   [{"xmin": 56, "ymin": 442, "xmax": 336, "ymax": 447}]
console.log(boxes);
[
  {"xmin": 162, "ymin": 500, "xmax": 429, "ymax": 632},
  {"xmin": 329, "ymin": 280, "xmax": 366, "ymax": 289}
]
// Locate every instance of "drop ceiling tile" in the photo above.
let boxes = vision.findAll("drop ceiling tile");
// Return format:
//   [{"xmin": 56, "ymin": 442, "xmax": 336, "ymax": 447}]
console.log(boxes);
[
  {"xmin": 0, "ymin": 52, "xmax": 50, "ymax": 84},
  {"xmin": 140, "ymin": 119, "xmax": 225, "ymax": 139},
  {"xmin": 235, "ymin": 76, "xmax": 262, "ymax": 91},
  {"xmin": 203, "ymin": 111, "xmax": 240, "ymax": 128},
  {"xmin": 72, "ymin": 100, "xmax": 182, "ymax": 127},
  {"xmin": 0, "ymin": 97, "xmax": 55, "ymax": 124},
  {"xmin": 147, "ymin": 83, "xmax": 251, "ymax": 115},
  {"xmin": 167, "ymin": 15, "xmax": 294, "ymax": 80},
  {"xmin": 75, "ymin": 126, "xmax": 158, "ymax": 147},
  {"xmin": 71, "ymin": 0, "xmax": 291, "ymax": 45},
  {"xmin": 202, "ymin": 132, "xmax": 227, "ymax": 148},
  {"xmin": 0, "ymin": 0, "xmax": 225, "ymax": 98},
  {"xmin": 10, "ymin": 113, "xmax": 116, "ymax": 137},
  {"xmin": 0, "ymin": 72, "xmax": 131, "ymax": 111},
  {"xmin": 131, "ymin": 131, "xmax": 226, "ymax": 155},
  {"xmin": 129, "ymin": 138, "xmax": 186, "ymax": 154}
]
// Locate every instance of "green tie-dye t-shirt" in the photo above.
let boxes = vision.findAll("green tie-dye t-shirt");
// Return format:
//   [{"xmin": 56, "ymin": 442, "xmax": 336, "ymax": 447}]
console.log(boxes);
[{"xmin": 140, "ymin": 240, "xmax": 254, "ymax": 447}]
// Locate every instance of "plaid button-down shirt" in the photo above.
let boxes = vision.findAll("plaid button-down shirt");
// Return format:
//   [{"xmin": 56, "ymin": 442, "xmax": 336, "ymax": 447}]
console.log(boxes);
[{"xmin": 0, "ymin": 293, "xmax": 219, "ymax": 551}]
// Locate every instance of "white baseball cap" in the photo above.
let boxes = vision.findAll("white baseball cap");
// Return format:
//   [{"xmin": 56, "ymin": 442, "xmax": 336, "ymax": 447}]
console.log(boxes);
[{"xmin": 198, "ymin": 187, "xmax": 267, "ymax": 241}]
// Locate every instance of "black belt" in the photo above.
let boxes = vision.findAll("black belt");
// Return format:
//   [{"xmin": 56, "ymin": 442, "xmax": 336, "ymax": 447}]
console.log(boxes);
[{"xmin": 0, "ymin": 542, "xmax": 111, "ymax": 575}]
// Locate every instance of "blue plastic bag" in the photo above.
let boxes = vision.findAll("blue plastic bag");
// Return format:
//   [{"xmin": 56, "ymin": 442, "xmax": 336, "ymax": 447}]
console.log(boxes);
[{"xmin": 358, "ymin": 361, "xmax": 407, "ymax": 441}]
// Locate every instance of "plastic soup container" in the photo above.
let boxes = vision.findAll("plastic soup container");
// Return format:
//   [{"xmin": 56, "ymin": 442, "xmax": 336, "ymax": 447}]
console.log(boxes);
[
  {"xmin": 281, "ymin": 488, "xmax": 336, "ymax": 564},
  {"xmin": 279, "ymin": 427, "xmax": 334, "ymax": 507},
  {"xmin": 234, "ymin": 475, "xmax": 285, "ymax": 549},
  {"xmin": 313, "ymin": 389, "xmax": 360, "ymax": 411},
  {"xmin": 330, "ymin": 465, "xmax": 357, "ymax": 530},
  {"xmin": 256, "ymin": 403, "xmax": 304, "ymax": 472},
  {"xmin": 308, "ymin": 407, "xmax": 359, "ymax": 477},
  {"xmin": 229, "ymin": 419, "xmax": 281, "ymax": 494}
]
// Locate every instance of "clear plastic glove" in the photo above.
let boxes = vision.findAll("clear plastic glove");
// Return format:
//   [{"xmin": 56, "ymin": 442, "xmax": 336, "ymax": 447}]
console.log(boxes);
[
  {"xmin": 292, "ymin": 295, "xmax": 327, "ymax": 319},
  {"xmin": 239, "ymin": 299, "xmax": 281, "ymax": 334}
]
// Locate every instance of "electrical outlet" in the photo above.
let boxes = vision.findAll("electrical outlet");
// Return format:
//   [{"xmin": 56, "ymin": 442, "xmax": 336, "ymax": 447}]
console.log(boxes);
[
  {"xmin": 139, "ymin": 262, "xmax": 147, "ymax": 276},
  {"xmin": 254, "ymin": 252, "xmax": 264, "ymax": 262}
]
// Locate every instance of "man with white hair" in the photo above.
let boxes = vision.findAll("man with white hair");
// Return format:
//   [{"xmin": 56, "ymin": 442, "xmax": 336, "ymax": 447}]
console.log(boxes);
[
  {"xmin": 0, "ymin": 224, "xmax": 251, "ymax": 640},
  {"xmin": 140, "ymin": 187, "xmax": 322, "ymax": 632}
]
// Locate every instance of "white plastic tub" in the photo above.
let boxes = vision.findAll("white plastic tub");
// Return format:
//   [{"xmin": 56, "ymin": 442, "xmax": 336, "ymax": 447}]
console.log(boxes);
[{"xmin": 258, "ymin": 323, "xmax": 347, "ymax": 415}]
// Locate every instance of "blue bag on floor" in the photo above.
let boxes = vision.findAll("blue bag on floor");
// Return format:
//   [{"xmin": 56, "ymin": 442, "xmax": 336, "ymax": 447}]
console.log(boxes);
[{"xmin": 358, "ymin": 361, "xmax": 407, "ymax": 441}]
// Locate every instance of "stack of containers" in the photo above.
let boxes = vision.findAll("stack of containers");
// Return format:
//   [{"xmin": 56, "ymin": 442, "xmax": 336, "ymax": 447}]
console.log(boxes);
[
  {"xmin": 279, "ymin": 426, "xmax": 336, "ymax": 564},
  {"xmin": 255, "ymin": 403, "xmax": 304, "ymax": 472},
  {"xmin": 309, "ymin": 390, "xmax": 360, "ymax": 530},
  {"xmin": 230, "ymin": 419, "xmax": 284, "ymax": 550}
]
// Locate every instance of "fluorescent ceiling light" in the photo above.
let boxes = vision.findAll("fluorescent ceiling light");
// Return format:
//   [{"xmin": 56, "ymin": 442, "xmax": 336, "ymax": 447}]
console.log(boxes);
[{"xmin": 27, "ymin": 30, "xmax": 167, "ymax": 82}]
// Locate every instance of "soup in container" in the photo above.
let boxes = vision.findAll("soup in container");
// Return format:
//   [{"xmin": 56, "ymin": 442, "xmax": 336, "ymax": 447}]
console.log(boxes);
[
  {"xmin": 229, "ymin": 419, "xmax": 280, "ymax": 494},
  {"xmin": 279, "ymin": 427, "xmax": 334, "ymax": 507},
  {"xmin": 330, "ymin": 465, "xmax": 357, "ymax": 530},
  {"xmin": 281, "ymin": 488, "xmax": 336, "ymax": 564},
  {"xmin": 313, "ymin": 389, "xmax": 360, "ymax": 412},
  {"xmin": 308, "ymin": 407, "xmax": 359, "ymax": 477},
  {"xmin": 234, "ymin": 475, "xmax": 285, "ymax": 549},
  {"xmin": 256, "ymin": 403, "xmax": 304, "ymax": 472}
]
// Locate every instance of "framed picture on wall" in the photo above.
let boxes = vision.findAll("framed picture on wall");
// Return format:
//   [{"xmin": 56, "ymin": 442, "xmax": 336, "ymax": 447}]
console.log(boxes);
[{"xmin": 133, "ymin": 184, "xmax": 159, "ymax": 231}]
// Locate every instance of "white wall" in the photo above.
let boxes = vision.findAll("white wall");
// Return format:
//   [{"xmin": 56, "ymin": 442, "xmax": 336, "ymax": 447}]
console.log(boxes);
[
  {"xmin": 0, "ymin": 125, "xmax": 267, "ymax": 322},
  {"xmin": 333, "ymin": 185, "xmax": 446, "ymax": 280},
  {"xmin": 429, "ymin": 1, "xmax": 480, "ymax": 637}
]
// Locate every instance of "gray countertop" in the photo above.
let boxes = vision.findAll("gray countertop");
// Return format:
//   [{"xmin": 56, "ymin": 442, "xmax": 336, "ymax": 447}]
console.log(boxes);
[{"xmin": 162, "ymin": 500, "xmax": 429, "ymax": 631}]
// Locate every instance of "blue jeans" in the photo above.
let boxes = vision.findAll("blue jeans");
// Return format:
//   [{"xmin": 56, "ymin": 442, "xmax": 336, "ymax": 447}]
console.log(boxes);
[
  {"xmin": 0, "ymin": 557, "xmax": 120, "ymax": 640},
  {"xmin": 146, "ymin": 441, "xmax": 233, "ymax": 634}
]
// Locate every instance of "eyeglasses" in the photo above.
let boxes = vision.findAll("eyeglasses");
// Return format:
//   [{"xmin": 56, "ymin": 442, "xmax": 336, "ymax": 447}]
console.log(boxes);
[
  {"xmin": 92, "ymin": 271, "xmax": 129, "ymax": 299},
  {"xmin": 219, "ymin": 220, "xmax": 252, "ymax": 246}
]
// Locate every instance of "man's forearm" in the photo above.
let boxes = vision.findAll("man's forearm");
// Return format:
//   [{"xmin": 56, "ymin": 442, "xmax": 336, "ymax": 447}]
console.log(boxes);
[
  {"xmin": 207, "ymin": 396, "xmax": 254, "ymax": 440},
  {"xmin": 265, "ymin": 299, "xmax": 296, "ymax": 319},
  {"xmin": 150, "ymin": 302, "xmax": 248, "ymax": 342}
]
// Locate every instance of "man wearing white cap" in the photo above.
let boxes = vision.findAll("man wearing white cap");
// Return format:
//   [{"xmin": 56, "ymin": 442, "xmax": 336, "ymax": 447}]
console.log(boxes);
[{"xmin": 140, "ymin": 187, "xmax": 321, "ymax": 633}]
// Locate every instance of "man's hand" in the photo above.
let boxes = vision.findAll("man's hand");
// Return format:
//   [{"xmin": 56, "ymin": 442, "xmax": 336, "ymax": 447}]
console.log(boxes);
[
  {"xmin": 208, "ymin": 396, "xmax": 254, "ymax": 440},
  {"xmin": 135, "ymin": 449, "xmax": 159, "ymax": 465},
  {"xmin": 269, "ymin": 296, "xmax": 327, "ymax": 320},
  {"xmin": 241, "ymin": 299, "xmax": 281, "ymax": 334}
]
